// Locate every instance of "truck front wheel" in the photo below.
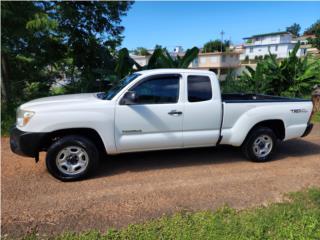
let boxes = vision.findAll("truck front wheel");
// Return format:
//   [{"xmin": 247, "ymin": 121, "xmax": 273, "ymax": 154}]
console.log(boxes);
[
  {"xmin": 242, "ymin": 127, "xmax": 277, "ymax": 162},
  {"xmin": 46, "ymin": 135, "xmax": 99, "ymax": 181}
]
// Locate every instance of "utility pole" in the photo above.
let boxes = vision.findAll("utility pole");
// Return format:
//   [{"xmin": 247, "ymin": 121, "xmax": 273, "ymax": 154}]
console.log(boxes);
[{"xmin": 220, "ymin": 30, "xmax": 225, "ymax": 52}]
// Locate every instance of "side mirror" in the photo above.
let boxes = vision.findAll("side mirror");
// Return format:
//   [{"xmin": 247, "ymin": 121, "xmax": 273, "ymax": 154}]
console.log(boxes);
[{"xmin": 120, "ymin": 91, "xmax": 136, "ymax": 105}]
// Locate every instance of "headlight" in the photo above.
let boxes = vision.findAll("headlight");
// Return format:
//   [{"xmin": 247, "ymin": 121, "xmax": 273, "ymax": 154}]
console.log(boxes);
[{"xmin": 17, "ymin": 108, "xmax": 35, "ymax": 127}]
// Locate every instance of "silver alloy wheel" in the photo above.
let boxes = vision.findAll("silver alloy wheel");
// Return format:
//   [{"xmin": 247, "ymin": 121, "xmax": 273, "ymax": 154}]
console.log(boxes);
[
  {"xmin": 56, "ymin": 146, "xmax": 89, "ymax": 175},
  {"xmin": 252, "ymin": 134, "xmax": 273, "ymax": 158}
]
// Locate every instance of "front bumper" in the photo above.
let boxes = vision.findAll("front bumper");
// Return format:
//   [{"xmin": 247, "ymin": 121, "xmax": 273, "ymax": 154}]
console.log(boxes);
[
  {"xmin": 301, "ymin": 123, "xmax": 314, "ymax": 137},
  {"xmin": 10, "ymin": 126, "xmax": 46, "ymax": 158}
]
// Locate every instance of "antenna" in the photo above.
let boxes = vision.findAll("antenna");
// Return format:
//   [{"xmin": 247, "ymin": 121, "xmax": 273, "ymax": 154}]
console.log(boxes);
[{"xmin": 220, "ymin": 30, "xmax": 225, "ymax": 52}]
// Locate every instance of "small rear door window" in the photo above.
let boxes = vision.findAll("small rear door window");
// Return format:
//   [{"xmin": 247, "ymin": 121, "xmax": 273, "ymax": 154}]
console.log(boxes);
[{"xmin": 187, "ymin": 75, "xmax": 212, "ymax": 102}]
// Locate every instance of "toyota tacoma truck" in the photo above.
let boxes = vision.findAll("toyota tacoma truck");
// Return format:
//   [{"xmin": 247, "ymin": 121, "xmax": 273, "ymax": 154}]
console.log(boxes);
[{"xmin": 10, "ymin": 69, "xmax": 314, "ymax": 181}]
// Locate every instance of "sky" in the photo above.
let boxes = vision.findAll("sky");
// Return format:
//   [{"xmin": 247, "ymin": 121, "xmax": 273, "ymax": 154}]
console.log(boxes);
[{"xmin": 120, "ymin": 1, "xmax": 320, "ymax": 51}]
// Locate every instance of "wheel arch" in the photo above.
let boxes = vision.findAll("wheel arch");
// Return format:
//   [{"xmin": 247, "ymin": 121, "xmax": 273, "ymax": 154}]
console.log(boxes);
[
  {"xmin": 40, "ymin": 128, "xmax": 107, "ymax": 155},
  {"xmin": 244, "ymin": 119, "xmax": 285, "ymax": 144}
]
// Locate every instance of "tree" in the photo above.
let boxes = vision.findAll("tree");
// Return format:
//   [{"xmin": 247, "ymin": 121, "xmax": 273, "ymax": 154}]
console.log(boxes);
[
  {"xmin": 202, "ymin": 40, "xmax": 230, "ymax": 53},
  {"xmin": 1, "ymin": 2, "xmax": 53, "ymax": 103},
  {"xmin": 286, "ymin": 23, "xmax": 301, "ymax": 36},
  {"xmin": 309, "ymin": 30, "xmax": 320, "ymax": 50},
  {"xmin": 52, "ymin": 1, "xmax": 133, "ymax": 92},
  {"xmin": 304, "ymin": 19, "xmax": 320, "ymax": 50},
  {"xmin": 1, "ymin": 1, "xmax": 133, "ymax": 134},
  {"xmin": 133, "ymin": 47, "xmax": 150, "ymax": 56},
  {"xmin": 304, "ymin": 19, "xmax": 320, "ymax": 35},
  {"xmin": 1, "ymin": 1, "xmax": 133, "ymax": 103},
  {"xmin": 309, "ymin": 29, "xmax": 320, "ymax": 50}
]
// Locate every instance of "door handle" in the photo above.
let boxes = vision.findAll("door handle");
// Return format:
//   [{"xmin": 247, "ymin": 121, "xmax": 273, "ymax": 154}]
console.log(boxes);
[{"xmin": 168, "ymin": 110, "xmax": 183, "ymax": 116}]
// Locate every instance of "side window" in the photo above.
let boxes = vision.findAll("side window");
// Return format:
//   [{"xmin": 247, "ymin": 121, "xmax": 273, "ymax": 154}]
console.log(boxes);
[
  {"xmin": 188, "ymin": 75, "xmax": 212, "ymax": 102},
  {"xmin": 132, "ymin": 76, "xmax": 179, "ymax": 104}
]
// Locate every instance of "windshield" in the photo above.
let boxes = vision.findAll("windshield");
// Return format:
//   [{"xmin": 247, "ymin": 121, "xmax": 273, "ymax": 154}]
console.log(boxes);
[{"xmin": 104, "ymin": 73, "xmax": 141, "ymax": 100}]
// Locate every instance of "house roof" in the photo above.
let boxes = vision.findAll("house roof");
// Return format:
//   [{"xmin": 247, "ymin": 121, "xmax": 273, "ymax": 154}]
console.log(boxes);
[{"xmin": 243, "ymin": 31, "xmax": 291, "ymax": 39}]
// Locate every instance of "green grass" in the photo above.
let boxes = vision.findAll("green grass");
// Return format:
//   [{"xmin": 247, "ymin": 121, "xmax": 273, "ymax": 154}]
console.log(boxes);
[
  {"xmin": 1, "ymin": 102, "xmax": 17, "ymax": 136},
  {"xmin": 312, "ymin": 112, "xmax": 320, "ymax": 123},
  {"xmin": 1, "ymin": 114, "xmax": 15, "ymax": 136},
  {"xmin": 21, "ymin": 187, "xmax": 320, "ymax": 240}
]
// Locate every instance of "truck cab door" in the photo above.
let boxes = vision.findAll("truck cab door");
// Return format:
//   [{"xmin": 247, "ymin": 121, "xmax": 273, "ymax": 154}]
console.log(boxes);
[
  {"xmin": 182, "ymin": 74, "xmax": 222, "ymax": 147},
  {"xmin": 115, "ymin": 74, "xmax": 183, "ymax": 152}
]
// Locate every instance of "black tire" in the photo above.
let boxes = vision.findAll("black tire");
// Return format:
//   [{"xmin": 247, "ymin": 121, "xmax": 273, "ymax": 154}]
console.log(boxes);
[
  {"xmin": 46, "ymin": 135, "xmax": 99, "ymax": 181},
  {"xmin": 242, "ymin": 127, "xmax": 277, "ymax": 162}
]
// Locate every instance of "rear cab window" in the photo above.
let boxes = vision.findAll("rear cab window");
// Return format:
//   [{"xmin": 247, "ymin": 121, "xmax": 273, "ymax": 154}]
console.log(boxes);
[{"xmin": 187, "ymin": 75, "xmax": 212, "ymax": 102}]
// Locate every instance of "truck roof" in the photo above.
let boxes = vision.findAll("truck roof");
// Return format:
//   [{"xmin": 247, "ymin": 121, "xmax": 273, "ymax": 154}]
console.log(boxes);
[{"xmin": 136, "ymin": 68, "xmax": 215, "ymax": 76}]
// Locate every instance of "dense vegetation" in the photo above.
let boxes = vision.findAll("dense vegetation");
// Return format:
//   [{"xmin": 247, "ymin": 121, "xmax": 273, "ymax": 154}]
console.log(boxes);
[
  {"xmin": 132, "ymin": 47, "xmax": 150, "ymax": 56},
  {"xmin": 221, "ymin": 42, "xmax": 320, "ymax": 98},
  {"xmin": 21, "ymin": 187, "xmax": 320, "ymax": 240},
  {"xmin": 202, "ymin": 39, "xmax": 230, "ymax": 53},
  {"xmin": 286, "ymin": 23, "xmax": 301, "ymax": 36},
  {"xmin": 304, "ymin": 19, "xmax": 320, "ymax": 50},
  {"xmin": 1, "ymin": 1, "xmax": 135, "ymax": 99}
]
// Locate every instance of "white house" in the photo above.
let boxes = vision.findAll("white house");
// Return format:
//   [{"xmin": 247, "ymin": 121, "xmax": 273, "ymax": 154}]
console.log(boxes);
[{"xmin": 240, "ymin": 31, "xmax": 305, "ymax": 60}]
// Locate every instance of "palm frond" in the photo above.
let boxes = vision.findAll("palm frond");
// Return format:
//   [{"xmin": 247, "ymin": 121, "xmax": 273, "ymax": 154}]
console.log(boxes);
[{"xmin": 179, "ymin": 47, "xmax": 199, "ymax": 68}]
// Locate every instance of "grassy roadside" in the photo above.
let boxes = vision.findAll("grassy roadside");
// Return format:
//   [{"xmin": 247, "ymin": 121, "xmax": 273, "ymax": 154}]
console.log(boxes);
[
  {"xmin": 312, "ymin": 111, "xmax": 320, "ymax": 123},
  {"xmin": 21, "ymin": 187, "xmax": 320, "ymax": 240}
]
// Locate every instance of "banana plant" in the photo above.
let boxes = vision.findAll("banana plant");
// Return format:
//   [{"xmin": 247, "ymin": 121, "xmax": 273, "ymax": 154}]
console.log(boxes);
[
  {"xmin": 115, "ymin": 46, "xmax": 199, "ymax": 78},
  {"xmin": 163, "ymin": 47, "xmax": 199, "ymax": 68},
  {"xmin": 115, "ymin": 48, "xmax": 141, "ymax": 78},
  {"xmin": 263, "ymin": 42, "xmax": 319, "ymax": 96},
  {"xmin": 240, "ymin": 42, "xmax": 320, "ymax": 97},
  {"xmin": 239, "ymin": 63, "xmax": 269, "ymax": 94}
]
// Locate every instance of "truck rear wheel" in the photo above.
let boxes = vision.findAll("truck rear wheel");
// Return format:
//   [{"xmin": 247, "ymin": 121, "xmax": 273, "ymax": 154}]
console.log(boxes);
[
  {"xmin": 46, "ymin": 135, "xmax": 99, "ymax": 181},
  {"xmin": 242, "ymin": 127, "xmax": 277, "ymax": 162}
]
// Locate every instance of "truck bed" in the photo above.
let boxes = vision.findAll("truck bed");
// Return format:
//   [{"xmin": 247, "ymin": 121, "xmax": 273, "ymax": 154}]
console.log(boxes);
[
  {"xmin": 220, "ymin": 93, "xmax": 313, "ymax": 144},
  {"xmin": 222, "ymin": 93, "xmax": 311, "ymax": 103}
]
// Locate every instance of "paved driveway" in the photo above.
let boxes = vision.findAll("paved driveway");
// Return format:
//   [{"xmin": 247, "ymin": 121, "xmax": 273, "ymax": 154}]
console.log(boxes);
[{"xmin": 1, "ymin": 125, "xmax": 320, "ymax": 237}]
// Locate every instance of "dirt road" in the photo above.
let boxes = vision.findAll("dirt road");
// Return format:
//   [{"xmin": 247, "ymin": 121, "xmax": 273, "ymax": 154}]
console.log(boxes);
[{"xmin": 2, "ymin": 125, "xmax": 320, "ymax": 237}]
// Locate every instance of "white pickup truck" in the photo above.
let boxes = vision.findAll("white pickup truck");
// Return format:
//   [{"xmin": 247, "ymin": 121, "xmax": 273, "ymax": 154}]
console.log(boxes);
[{"xmin": 10, "ymin": 69, "xmax": 314, "ymax": 181}]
